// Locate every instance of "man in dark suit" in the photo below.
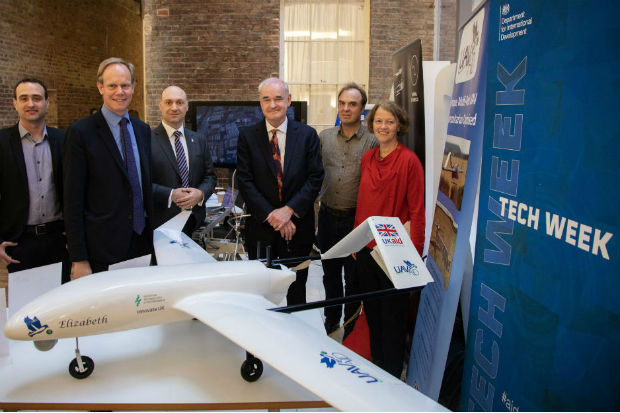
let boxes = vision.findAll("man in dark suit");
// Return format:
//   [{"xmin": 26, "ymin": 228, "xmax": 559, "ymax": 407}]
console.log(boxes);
[
  {"xmin": 64, "ymin": 58, "xmax": 153, "ymax": 279},
  {"xmin": 237, "ymin": 77, "xmax": 324, "ymax": 305},
  {"xmin": 0, "ymin": 78, "xmax": 70, "ymax": 281},
  {"xmin": 151, "ymin": 86, "xmax": 216, "ymax": 235}
]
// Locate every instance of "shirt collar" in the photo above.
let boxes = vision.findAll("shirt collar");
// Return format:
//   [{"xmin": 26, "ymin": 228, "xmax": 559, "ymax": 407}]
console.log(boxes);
[
  {"xmin": 101, "ymin": 105, "xmax": 129, "ymax": 128},
  {"xmin": 266, "ymin": 117, "xmax": 288, "ymax": 136},
  {"xmin": 18, "ymin": 122, "xmax": 48, "ymax": 143},
  {"xmin": 338, "ymin": 122, "xmax": 364, "ymax": 140},
  {"xmin": 162, "ymin": 121, "xmax": 185, "ymax": 139}
]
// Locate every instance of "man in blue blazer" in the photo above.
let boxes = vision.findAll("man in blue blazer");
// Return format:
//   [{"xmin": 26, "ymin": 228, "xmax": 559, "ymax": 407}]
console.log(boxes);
[
  {"xmin": 151, "ymin": 85, "xmax": 217, "ymax": 235},
  {"xmin": 0, "ymin": 78, "xmax": 69, "ymax": 281},
  {"xmin": 237, "ymin": 77, "xmax": 324, "ymax": 305},
  {"xmin": 64, "ymin": 58, "xmax": 153, "ymax": 279}
]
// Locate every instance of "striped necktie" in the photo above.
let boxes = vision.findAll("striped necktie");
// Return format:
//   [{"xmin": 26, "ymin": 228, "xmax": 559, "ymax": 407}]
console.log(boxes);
[{"xmin": 173, "ymin": 130, "xmax": 189, "ymax": 188}]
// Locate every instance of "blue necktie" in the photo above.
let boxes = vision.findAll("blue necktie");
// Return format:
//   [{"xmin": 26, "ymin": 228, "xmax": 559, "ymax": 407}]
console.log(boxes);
[
  {"xmin": 119, "ymin": 118, "xmax": 145, "ymax": 234},
  {"xmin": 173, "ymin": 130, "xmax": 190, "ymax": 188}
]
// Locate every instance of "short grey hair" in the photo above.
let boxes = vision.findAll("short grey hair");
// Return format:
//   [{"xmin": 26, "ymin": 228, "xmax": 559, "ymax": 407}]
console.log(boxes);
[
  {"xmin": 258, "ymin": 77, "xmax": 289, "ymax": 96},
  {"xmin": 97, "ymin": 57, "xmax": 136, "ymax": 84}
]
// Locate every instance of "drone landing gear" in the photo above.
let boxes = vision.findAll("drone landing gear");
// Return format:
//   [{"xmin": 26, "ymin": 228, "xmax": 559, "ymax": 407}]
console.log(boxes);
[
  {"xmin": 240, "ymin": 351, "xmax": 263, "ymax": 382},
  {"xmin": 68, "ymin": 337, "xmax": 95, "ymax": 379}
]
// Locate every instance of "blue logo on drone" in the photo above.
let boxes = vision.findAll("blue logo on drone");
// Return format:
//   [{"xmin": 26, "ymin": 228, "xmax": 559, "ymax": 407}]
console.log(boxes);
[
  {"xmin": 169, "ymin": 240, "xmax": 190, "ymax": 248},
  {"xmin": 319, "ymin": 351, "xmax": 380, "ymax": 383},
  {"xmin": 24, "ymin": 316, "xmax": 49, "ymax": 337},
  {"xmin": 320, "ymin": 354, "xmax": 336, "ymax": 368}
]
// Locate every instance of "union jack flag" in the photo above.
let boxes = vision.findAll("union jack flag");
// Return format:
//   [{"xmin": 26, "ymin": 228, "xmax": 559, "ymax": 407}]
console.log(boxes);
[{"xmin": 375, "ymin": 223, "xmax": 398, "ymax": 237}]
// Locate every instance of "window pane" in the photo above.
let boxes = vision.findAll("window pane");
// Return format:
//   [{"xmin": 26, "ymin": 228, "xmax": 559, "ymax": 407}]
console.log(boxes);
[
  {"xmin": 309, "ymin": 84, "xmax": 338, "ymax": 127},
  {"xmin": 284, "ymin": 1, "xmax": 310, "ymax": 40},
  {"xmin": 284, "ymin": 42, "xmax": 311, "ymax": 82},
  {"xmin": 310, "ymin": 42, "xmax": 338, "ymax": 84}
]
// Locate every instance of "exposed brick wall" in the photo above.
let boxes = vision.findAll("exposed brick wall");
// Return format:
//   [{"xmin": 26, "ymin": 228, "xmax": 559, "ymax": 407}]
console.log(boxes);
[
  {"xmin": 439, "ymin": 0, "xmax": 458, "ymax": 62},
  {"xmin": 0, "ymin": 0, "xmax": 143, "ymax": 129},
  {"xmin": 143, "ymin": 0, "xmax": 280, "ymax": 127},
  {"xmin": 368, "ymin": 0, "xmax": 456, "ymax": 102},
  {"xmin": 0, "ymin": 0, "xmax": 455, "ymax": 128}
]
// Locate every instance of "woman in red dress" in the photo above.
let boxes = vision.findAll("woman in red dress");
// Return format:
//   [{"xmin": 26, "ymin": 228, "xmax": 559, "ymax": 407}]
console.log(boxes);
[{"xmin": 354, "ymin": 101, "xmax": 425, "ymax": 378}]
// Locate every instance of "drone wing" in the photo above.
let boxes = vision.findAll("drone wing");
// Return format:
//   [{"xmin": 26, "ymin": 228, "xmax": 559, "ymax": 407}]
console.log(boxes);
[
  {"xmin": 174, "ymin": 291, "xmax": 447, "ymax": 412},
  {"xmin": 321, "ymin": 216, "xmax": 433, "ymax": 289},
  {"xmin": 153, "ymin": 211, "xmax": 216, "ymax": 265}
]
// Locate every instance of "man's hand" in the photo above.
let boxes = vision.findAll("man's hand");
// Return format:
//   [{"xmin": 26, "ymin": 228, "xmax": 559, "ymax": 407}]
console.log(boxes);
[
  {"xmin": 71, "ymin": 261, "xmax": 92, "ymax": 280},
  {"xmin": 279, "ymin": 220, "xmax": 297, "ymax": 241},
  {"xmin": 172, "ymin": 187, "xmax": 203, "ymax": 210},
  {"xmin": 267, "ymin": 206, "xmax": 294, "ymax": 231},
  {"xmin": 0, "ymin": 241, "xmax": 19, "ymax": 266}
]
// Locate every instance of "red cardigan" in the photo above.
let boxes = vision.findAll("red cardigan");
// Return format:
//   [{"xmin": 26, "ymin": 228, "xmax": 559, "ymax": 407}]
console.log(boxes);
[{"xmin": 354, "ymin": 143, "xmax": 425, "ymax": 254}]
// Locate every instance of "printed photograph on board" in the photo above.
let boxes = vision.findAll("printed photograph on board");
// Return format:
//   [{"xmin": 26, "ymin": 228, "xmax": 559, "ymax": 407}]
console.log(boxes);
[{"xmin": 429, "ymin": 135, "xmax": 471, "ymax": 288}]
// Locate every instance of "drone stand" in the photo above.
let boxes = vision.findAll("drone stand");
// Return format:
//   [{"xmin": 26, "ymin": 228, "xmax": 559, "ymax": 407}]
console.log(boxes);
[
  {"xmin": 240, "ymin": 351, "xmax": 263, "ymax": 382},
  {"xmin": 68, "ymin": 337, "xmax": 95, "ymax": 379}
]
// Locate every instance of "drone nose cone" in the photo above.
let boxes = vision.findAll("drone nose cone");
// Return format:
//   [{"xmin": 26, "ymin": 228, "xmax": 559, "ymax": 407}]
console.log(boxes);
[{"xmin": 4, "ymin": 312, "xmax": 30, "ymax": 340}]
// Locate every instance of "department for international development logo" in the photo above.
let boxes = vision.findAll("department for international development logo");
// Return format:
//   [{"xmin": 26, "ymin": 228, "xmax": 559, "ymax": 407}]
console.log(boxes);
[{"xmin": 501, "ymin": 3, "xmax": 510, "ymax": 15}]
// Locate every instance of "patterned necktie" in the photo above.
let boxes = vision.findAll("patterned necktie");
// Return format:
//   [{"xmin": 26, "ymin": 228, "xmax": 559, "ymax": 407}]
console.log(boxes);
[
  {"xmin": 271, "ymin": 128, "xmax": 283, "ymax": 201},
  {"xmin": 173, "ymin": 130, "xmax": 189, "ymax": 188},
  {"xmin": 119, "ymin": 118, "xmax": 145, "ymax": 234}
]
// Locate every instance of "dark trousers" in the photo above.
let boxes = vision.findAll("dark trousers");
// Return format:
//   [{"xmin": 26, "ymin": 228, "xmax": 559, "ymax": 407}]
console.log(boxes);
[
  {"xmin": 357, "ymin": 247, "xmax": 409, "ymax": 378},
  {"xmin": 246, "ymin": 233, "xmax": 310, "ymax": 306},
  {"xmin": 6, "ymin": 229, "xmax": 71, "ymax": 284},
  {"xmin": 317, "ymin": 208, "xmax": 357, "ymax": 327},
  {"xmin": 90, "ymin": 229, "xmax": 153, "ymax": 274}
]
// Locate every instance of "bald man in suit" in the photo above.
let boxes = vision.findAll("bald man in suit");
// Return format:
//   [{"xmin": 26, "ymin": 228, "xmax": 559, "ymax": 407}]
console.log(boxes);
[{"xmin": 151, "ymin": 86, "xmax": 216, "ymax": 235}]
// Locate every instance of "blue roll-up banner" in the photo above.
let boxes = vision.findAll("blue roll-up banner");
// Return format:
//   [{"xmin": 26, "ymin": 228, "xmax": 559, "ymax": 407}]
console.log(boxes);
[
  {"xmin": 407, "ymin": 2, "xmax": 490, "ymax": 400},
  {"xmin": 461, "ymin": 0, "xmax": 619, "ymax": 411}
]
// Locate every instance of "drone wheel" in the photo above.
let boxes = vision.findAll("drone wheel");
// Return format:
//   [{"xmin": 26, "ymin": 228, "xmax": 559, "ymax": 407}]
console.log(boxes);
[
  {"xmin": 240, "ymin": 357, "xmax": 263, "ymax": 382},
  {"xmin": 68, "ymin": 356, "xmax": 95, "ymax": 379}
]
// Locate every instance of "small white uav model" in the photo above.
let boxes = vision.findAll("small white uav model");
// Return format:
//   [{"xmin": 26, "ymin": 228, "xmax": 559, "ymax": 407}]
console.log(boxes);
[{"xmin": 4, "ymin": 212, "xmax": 444, "ymax": 411}]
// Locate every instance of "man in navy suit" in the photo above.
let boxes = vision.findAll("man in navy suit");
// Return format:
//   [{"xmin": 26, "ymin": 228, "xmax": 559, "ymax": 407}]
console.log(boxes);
[
  {"xmin": 237, "ymin": 77, "xmax": 324, "ymax": 305},
  {"xmin": 151, "ymin": 85, "xmax": 217, "ymax": 235},
  {"xmin": 64, "ymin": 58, "xmax": 153, "ymax": 279},
  {"xmin": 0, "ymin": 78, "xmax": 70, "ymax": 281}
]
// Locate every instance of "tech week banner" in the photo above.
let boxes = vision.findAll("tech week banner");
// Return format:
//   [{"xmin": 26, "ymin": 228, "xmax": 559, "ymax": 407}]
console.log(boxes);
[
  {"xmin": 392, "ymin": 39, "xmax": 425, "ymax": 167},
  {"xmin": 407, "ymin": 2, "xmax": 489, "ymax": 400},
  {"xmin": 461, "ymin": 0, "xmax": 620, "ymax": 411}
]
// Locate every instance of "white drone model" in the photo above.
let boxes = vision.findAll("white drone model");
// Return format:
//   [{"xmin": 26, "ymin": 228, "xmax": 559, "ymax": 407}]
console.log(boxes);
[{"xmin": 4, "ymin": 212, "xmax": 445, "ymax": 411}]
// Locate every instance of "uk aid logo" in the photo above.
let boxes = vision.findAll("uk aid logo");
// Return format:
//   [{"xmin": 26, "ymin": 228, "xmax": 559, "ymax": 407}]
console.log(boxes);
[
  {"xmin": 320, "ymin": 351, "xmax": 381, "ymax": 383},
  {"xmin": 375, "ymin": 223, "xmax": 404, "ymax": 246}
]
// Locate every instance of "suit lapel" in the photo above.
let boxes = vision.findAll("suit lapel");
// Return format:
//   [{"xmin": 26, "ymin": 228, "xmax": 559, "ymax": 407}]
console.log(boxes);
[
  {"xmin": 95, "ymin": 112, "xmax": 128, "ymax": 178},
  {"xmin": 185, "ymin": 129, "xmax": 200, "ymax": 186},
  {"xmin": 257, "ymin": 122, "xmax": 278, "ymax": 179},
  {"xmin": 283, "ymin": 120, "xmax": 299, "ymax": 179},
  {"xmin": 133, "ymin": 118, "xmax": 151, "ymax": 183},
  {"xmin": 154, "ymin": 124, "xmax": 179, "ymax": 178},
  {"xmin": 8, "ymin": 124, "xmax": 29, "ymax": 197}
]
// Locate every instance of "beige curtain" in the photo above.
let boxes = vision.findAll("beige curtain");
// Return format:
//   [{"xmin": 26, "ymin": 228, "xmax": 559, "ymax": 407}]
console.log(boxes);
[{"xmin": 283, "ymin": 0, "xmax": 369, "ymax": 132}]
